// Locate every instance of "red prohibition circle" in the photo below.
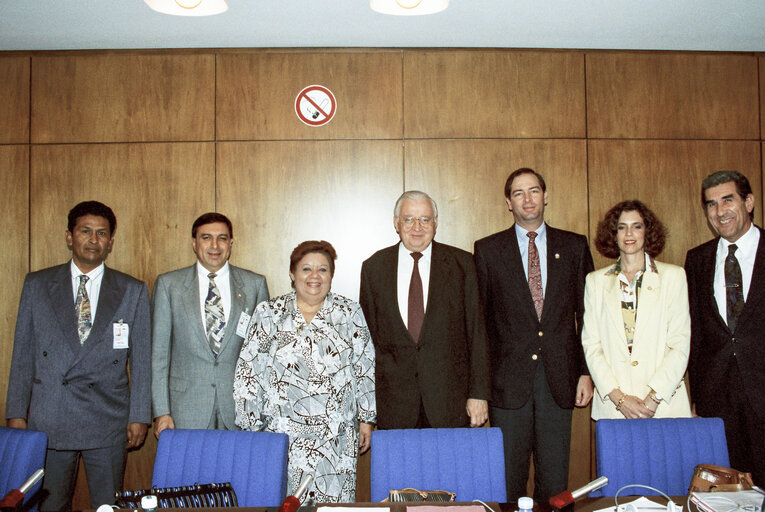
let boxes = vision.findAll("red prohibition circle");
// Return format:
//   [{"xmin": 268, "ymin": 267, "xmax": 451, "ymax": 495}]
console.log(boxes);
[{"xmin": 295, "ymin": 85, "xmax": 337, "ymax": 126}]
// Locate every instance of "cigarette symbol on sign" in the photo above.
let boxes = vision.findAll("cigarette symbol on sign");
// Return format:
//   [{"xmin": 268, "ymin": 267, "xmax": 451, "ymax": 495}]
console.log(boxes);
[{"xmin": 295, "ymin": 85, "xmax": 337, "ymax": 127}]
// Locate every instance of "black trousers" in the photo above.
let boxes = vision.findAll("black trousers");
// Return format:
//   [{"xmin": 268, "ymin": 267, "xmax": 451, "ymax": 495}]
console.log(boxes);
[{"xmin": 490, "ymin": 363, "xmax": 573, "ymax": 502}]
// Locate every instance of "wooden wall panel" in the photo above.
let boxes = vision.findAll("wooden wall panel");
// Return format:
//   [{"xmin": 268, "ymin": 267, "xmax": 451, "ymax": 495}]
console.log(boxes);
[
  {"xmin": 404, "ymin": 51, "xmax": 586, "ymax": 139},
  {"xmin": 404, "ymin": 139, "xmax": 589, "ymax": 250},
  {"xmin": 588, "ymin": 140, "xmax": 762, "ymax": 270},
  {"xmin": 0, "ymin": 58, "xmax": 30, "ymax": 144},
  {"xmin": 760, "ymin": 57, "xmax": 765, "ymax": 139},
  {"xmin": 0, "ymin": 145, "xmax": 29, "ymax": 421},
  {"xmin": 405, "ymin": 138, "xmax": 594, "ymax": 490},
  {"xmin": 30, "ymin": 143, "xmax": 215, "ymax": 287},
  {"xmin": 587, "ymin": 53, "xmax": 759, "ymax": 140},
  {"xmin": 216, "ymin": 52, "xmax": 403, "ymax": 141},
  {"xmin": 217, "ymin": 140, "xmax": 403, "ymax": 301},
  {"xmin": 31, "ymin": 55, "xmax": 215, "ymax": 143}
]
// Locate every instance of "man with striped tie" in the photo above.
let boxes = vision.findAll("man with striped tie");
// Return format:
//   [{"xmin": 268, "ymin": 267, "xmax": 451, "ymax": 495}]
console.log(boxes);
[
  {"xmin": 5, "ymin": 200, "xmax": 151, "ymax": 511},
  {"xmin": 151, "ymin": 212, "xmax": 268, "ymax": 438}
]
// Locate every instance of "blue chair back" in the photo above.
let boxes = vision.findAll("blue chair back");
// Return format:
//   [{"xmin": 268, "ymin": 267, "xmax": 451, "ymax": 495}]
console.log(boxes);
[
  {"xmin": 594, "ymin": 417, "xmax": 729, "ymax": 497},
  {"xmin": 152, "ymin": 429, "xmax": 289, "ymax": 507},
  {"xmin": 370, "ymin": 427, "xmax": 506, "ymax": 502},
  {"xmin": 0, "ymin": 427, "xmax": 48, "ymax": 511}
]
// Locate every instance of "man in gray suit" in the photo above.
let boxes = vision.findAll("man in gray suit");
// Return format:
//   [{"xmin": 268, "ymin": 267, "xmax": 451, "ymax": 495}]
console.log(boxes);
[
  {"xmin": 152, "ymin": 212, "xmax": 268, "ymax": 437},
  {"xmin": 6, "ymin": 200, "xmax": 151, "ymax": 511}
]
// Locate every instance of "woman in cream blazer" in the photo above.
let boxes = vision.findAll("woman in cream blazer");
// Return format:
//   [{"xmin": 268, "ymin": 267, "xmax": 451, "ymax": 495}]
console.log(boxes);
[{"xmin": 582, "ymin": 200, "xmax": 692, "ymax": 420}]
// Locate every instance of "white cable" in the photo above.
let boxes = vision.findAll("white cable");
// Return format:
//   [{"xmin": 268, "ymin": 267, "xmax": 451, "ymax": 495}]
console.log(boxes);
[
  {"xmin": 472, "ymin": 499, "xmax": 498, "ymax": 512},
  {"xmin": 614, "ymin": 484, "xmax": 679, "ymax": 512}
]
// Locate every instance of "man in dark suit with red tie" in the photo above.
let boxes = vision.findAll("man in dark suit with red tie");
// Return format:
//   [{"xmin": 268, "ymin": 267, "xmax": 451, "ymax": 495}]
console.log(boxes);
[
  {"xmin": 685, "ymin": 170, "xmax": 765, "ymax": 485},
  {"xmin": 360, "ymin": 190, "xmax": 490, "ymax": 429},
  {"xmin": 474, "ymin": 168, "xmax": 594, "ymax": 501}
]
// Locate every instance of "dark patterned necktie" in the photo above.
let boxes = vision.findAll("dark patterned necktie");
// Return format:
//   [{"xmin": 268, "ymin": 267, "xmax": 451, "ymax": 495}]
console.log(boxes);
[
  {"xmin": 75, "ymin": 275, "xmax": 92, "ymax": 344},
  {"xmin": 205, "ymin": 272, "xmax": 225, "ymax": 355},
  {"xmin": 725, "ymin": 244, "xmax": 745, "ymax": 333},
  {"xmin": 408, "ymin": 252, "xmax": 424, "ymax": 343},
  {"xmin": 528, "ymin": 231, "xmax": 544, "ymax": 320}
]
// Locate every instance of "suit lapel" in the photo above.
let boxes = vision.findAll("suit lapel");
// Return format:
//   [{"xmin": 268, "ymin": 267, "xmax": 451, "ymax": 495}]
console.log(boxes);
[
  {"xmin": 735, "ymin": 228, "xmax": 765, "ymax": 330},
  {"xmin": 634, "ymin": 269, "xmax": 660, "ymax": 348},
  {"xmin": 74, "ymin": 267, "xmax": 124, "ymax": 364},
  {"xmin": 699, "ymin": 239, "xmax": 730, "ymax": 332},
  {"xmin": 220, "ymin": 267, "xmax": 247, "ymax": 354},
  {"xmin": 182, "ymin": 267, "xmax": 211, "ymax": 351},
  {"xmin": 420, "ymin": 242, "xmax": 448, "ymax": 346},
  {"xmin": 503, "ymin": 225, "xmax": 544, "ymax": 322},
  {"xmin": 48, "ymin": 264, "xmax": 81, "ymax": 358}
]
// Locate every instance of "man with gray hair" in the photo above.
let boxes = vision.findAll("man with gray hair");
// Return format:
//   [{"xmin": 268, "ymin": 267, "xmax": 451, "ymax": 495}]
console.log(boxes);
[
  {"xmin": 360, "ymin": 190, "xmax": 490, "ymax": 429},
  {"xmin": 685, "ymin": 170, "xmax": 765, "ymax": 484}
]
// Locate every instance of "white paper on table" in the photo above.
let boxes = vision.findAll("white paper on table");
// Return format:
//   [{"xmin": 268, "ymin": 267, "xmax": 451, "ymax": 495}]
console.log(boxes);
[{"xmin": 594, "ymin": 496, "xmax": 681, "ymax": 512}]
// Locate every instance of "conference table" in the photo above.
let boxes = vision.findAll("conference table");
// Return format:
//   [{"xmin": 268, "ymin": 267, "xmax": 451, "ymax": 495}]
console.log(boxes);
[{"xmin": 98, "ymin": 496, "xmax": 676, "ymax": 512}]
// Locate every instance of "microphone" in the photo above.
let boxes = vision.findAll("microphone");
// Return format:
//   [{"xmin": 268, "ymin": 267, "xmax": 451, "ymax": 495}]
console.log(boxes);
[
  {"xmin": 0, "ymin": 468, "xmax": 45, "ymax": 509},
  {"xmin": 278, "ymin": 474, "xmax": 313, "ymax": 512},
  {"xmin": 549, "ymin": 476, "xmax": 609, "ymax": 509}
]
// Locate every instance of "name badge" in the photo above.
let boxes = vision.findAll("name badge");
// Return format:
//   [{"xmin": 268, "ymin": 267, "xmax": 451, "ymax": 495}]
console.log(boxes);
[
  {"xmin": 236, "ymin": 310, "xmax": 252, "ymax": 338},
  {"xmin": 113, "ymin": 322, "xmax": 129, "ymax": 349}
]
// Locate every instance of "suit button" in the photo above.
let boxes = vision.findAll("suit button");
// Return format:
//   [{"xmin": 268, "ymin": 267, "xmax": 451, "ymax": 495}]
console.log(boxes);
[
  {"xmin": 632, "ymin": 361, "xmax": 639, "ymax": 366},
  {"xmin": 62, "ymin": 380, "xmax": 68, "ymax": 386},
  {"xmin": 416, "ymin": 345, "xmax": 421, "ymax": 351},
  {"xmin": 214, "ymin": 361, "xmax": 219, "ymax": 366},
  {"xmin": 42, "ymin": 351, "xmax": 47, "ymax": 357},
  {"xmin": 732, "ymin": 337, "xmax": 738, "ymax": 343},
  {"xmin": 113, "ymin": 360, "xmax": 119, "ymax": 365},
  {"xmin": 532, "ymin": 354, "xmax": 538, "ymax": 361},
  {"xmin": 538, "ymin": 331, "xmax": 543, "ymax": 337},
  {"xmin": 212, "ymin": 383, "xmax": 216, "ymax": 388},
  {"xmin": 88, "ymin": 383, "xmax": 95, "ymax": 389}
]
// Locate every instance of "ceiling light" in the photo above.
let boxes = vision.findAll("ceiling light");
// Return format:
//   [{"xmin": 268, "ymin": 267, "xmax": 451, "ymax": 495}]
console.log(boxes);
[
  {"xmin": 144, "ymin": 0, "xmax": 228, "ymax": 16},
  {"xmin": 370, "ymin": 0, "xmax": 449, "ymax": 15}
]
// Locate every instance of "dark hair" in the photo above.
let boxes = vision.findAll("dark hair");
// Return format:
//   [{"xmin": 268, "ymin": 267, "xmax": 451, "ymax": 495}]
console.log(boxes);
[
  {"xmin": 192, "ymin": 212, "xmax": 233, "ymax": 238},
  {"xmin": 67, "ymin": 201, "xmax": 117, "ymax": 234},
  {"xmin": 504, "ymin": 167, "xmax": 546, "ymax": 199},
  {"xmin": 289, "ymin": 241, "xmax": 338, "ymax": 286},
  {"xmin": 595, "ymin": 200, "xmax": 666, "ymax": 259},
  {"xmin": 701, "ymin": 170, "xmax": 754, "ymax": 220}
]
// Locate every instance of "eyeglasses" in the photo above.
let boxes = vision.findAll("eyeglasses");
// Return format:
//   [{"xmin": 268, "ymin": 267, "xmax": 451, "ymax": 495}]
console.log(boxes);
[{"xmin": 400, "ymin": 216, "xmax": 434, "ymax": 227}]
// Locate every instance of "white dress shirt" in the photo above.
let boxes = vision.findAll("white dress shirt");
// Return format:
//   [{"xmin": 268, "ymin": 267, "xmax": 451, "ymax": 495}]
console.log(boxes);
[
  {"xmin": 70, "ymin": 260, "xmax": 105, "ymax": 322},
  {"xmin": 197, "ymin": 261, "xmax": 232, "ymax": 324},
  {"xmin": 713, "ymin": 223, "xmax": 759, "ymax": 323},
  {"xmin": 515, "ymin": 222, "xmax": 548, "ymax": 294},
  {"xmin": 396, "ymin": 242, "xmax": 432, "ymax": 328}
]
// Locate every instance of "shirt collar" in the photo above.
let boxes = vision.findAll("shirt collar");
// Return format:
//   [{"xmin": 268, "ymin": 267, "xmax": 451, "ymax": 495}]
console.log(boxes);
[
  {"xmin": 515, "ymin": 222, "xmax": 547, "ymax": 245},
  {"xmin": 398, "ymin": 241, "xmax": 433, "ymax": 260},
  {"xmin": 70, "ymin": 260, "xmax": 105, "ymax": 279},
  {"xmin": 718, "ymin": 222, "xmax": 758, "ymax": 255},
  {"xmin": 197, "ymin": 261, "xmax": 230, "ymax": 280},
  {"xmin": 607, "ymin": 252, "xmax": 657, "ymax": 276}
]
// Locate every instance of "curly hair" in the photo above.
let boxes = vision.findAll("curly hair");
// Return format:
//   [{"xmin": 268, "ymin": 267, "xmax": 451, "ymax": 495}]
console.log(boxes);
[
  {"xmin": 594, "ymin": 200, "xmax": 666, "ymax": 259},
  {"xmin": 289, "ymin": 240, "xmax": 338, "ymax": 280}
]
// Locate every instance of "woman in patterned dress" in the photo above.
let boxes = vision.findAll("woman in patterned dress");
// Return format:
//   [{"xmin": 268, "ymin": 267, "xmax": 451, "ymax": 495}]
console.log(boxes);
[
  {"xmin": 581, "ymin": 200, "xmax": 692, "ymax": 420},
  {"xmin": 234, "ymin": 240, "xmax": 376, "ymax": 503}
]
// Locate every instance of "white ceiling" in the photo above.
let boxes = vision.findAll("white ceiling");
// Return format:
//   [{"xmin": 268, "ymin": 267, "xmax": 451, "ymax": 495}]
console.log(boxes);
[{"xmin": 1, "ymin": 1, "xmax": 764, "ymax": 52}]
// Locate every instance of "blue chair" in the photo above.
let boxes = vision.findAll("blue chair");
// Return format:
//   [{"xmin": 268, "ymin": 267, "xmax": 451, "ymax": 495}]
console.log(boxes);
[
  {"xmin": 0, "ymin": 426, "xmax": 48, "ymax": 511},
  {"xmin": 370, "ymin": 427, "xmax": 507, "ymax": 502},
  {"xmin": 594, "ymin": 417, "xmax": 729, "ymax": 497},
  {"xmin": 152, "ymin": 429, "xmax": 289, "ymax": 507}
]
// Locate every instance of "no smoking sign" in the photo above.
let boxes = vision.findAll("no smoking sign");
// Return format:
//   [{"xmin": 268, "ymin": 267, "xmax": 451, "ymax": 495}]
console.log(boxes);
[{"xmin": 294, "ymin": 85, "xmax": 337, "ymax": 127}]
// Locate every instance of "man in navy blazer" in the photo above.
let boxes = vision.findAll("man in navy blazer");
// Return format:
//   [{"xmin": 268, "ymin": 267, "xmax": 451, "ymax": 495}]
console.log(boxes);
[
  {"xmin": 5, "ymin": 201, "xmax": 151, "ymax": 511},
  {"xmin": 685, "ymin": 170, "xmax": 765, "ymax": 485},
  {"xmin": 474, "ymin": 168, "xmax": 594, "ymax": 501},
  {"xmin": 360, "ymin": 190, "xmax": 490, "ymax": 429}
]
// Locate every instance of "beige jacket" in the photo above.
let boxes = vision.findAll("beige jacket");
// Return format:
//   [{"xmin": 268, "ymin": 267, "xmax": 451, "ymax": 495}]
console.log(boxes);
[{"xmin": 582, "ymin": 259, "xmax": 692, "ymax": 420}]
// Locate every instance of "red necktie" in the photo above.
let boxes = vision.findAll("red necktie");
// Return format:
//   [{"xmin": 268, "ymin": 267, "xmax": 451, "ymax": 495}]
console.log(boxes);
[
  {"xmin": 528, "ymin": 232, "xmax": 544, "ymax": 320},
  {"xmin": 408, "ymin": 252, "xmax": 424, "ymax": 342}
]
